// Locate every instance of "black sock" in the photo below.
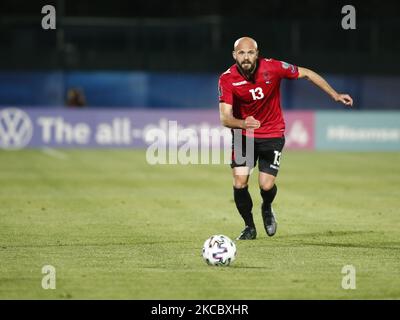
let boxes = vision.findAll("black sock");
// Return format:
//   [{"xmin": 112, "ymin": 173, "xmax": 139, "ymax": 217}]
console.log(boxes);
[
  {"xmin": 233, "ymin": 186, "xmax": 255, "ymax": 228},
  {"xmin": 260, "ymin": 184, "xmax": 277, "ymax": 213}
]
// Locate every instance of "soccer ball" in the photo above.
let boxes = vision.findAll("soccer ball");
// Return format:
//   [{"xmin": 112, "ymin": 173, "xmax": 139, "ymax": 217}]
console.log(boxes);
[{"xmin": 202, "ymin": 235, "xmax": 236, "ymax": 266}]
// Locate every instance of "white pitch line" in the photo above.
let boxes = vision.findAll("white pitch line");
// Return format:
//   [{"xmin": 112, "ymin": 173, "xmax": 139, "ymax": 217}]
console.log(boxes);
[{"xmin": 41, "ymin": 147, "xmax": 68, "ymax": 160}]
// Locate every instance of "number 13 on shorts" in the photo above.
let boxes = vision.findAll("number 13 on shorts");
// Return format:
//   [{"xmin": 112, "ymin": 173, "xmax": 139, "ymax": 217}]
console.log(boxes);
[{"xmin": 273, "ymin": 150, "xmax": 282, "ymax": 166}]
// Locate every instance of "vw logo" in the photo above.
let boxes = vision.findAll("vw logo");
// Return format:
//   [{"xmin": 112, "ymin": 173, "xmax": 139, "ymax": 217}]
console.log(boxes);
[{"xmin": 0, "ymin": 108, "xmax": 33, "ymax": 150}]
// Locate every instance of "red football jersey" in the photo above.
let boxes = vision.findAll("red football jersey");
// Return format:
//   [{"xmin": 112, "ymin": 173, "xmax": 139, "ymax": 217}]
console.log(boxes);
[{"xmin": 218, "ymin": 58, "xmax": 299, "ymax": 138}]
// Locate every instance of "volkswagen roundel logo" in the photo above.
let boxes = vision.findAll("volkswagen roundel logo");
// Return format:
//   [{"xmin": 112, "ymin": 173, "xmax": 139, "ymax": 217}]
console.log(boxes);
[{"xmin": 0, "ymin": 108, "xmax": 33, "ymax": 150}]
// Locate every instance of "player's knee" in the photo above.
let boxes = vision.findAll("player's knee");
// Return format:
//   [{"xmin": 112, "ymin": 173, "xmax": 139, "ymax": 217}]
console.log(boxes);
[
  {"xmin": 260, "ymin": 180, "xmax": 275, "ymax": 191},
  {"xmin": 233, "ymin": 180, "xmax": 248, "ymax": 189}
]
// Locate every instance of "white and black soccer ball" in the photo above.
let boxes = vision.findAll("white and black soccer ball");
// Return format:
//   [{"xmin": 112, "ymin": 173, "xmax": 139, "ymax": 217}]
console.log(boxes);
[{"xmin": 202, "ymin": 235, "xmax": 236, "ymax": 266}]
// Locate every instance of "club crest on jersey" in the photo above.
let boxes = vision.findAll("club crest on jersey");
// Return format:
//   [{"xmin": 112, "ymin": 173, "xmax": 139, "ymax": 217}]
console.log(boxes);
[{"xmin": 262, "ymin": 72, "xmax": 272, "ymax": 83}]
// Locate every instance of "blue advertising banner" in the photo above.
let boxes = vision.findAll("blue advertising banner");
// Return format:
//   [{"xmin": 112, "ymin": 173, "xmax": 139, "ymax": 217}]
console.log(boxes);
[
  {"xmin": 0, "ymin": 108, "xmax": 223, "ymax": 150},
  {"xmin": 0, "ymin": 108, "xmax": 314, "ymax": 150},
  {"xmin": 316, "ymin": 112, "xmax": 400, "ymax": 150}
]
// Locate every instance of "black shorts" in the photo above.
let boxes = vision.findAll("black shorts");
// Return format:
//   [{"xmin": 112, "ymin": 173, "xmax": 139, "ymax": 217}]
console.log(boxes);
[{"xmin": 231, "ymin": 133, "xmax": 285, "ymax": 177}]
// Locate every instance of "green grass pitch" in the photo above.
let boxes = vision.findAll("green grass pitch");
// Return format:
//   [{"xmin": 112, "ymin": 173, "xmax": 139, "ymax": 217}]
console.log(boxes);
[{"xmin": 0, "ymin": 149, "xmax": 399, "ymax": 299}]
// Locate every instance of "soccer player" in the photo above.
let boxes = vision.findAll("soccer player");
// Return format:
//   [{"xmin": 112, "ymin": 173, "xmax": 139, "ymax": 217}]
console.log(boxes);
[{"xmin": 219, "ymin": 37, "xmax": 353, "ymax": 240}]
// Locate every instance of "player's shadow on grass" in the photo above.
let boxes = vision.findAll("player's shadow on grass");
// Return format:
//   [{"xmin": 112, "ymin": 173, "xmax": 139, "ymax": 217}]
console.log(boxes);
[
  {"xmin": 279, "ymin": 230, "xmax": 371, "ymax": 239},
  {"xmin": 230, "ymin": 265, "xmax": 268, "ymax": 269},
  {"xmin": 279, "ymin": 230, "xmax": 400, "ymax": 251},
  {"xmin": 300, "ymin": 242, "xmax": 400, "ymax": 251}
]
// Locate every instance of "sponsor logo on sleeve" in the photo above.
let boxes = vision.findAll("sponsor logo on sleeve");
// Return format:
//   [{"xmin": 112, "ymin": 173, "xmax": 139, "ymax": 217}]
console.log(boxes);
[{"xmin": 281, "ymin": 61, "xmax": 296, "ymax": 73}]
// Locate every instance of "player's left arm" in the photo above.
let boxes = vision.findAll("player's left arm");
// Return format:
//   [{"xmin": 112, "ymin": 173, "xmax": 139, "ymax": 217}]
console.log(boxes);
[{"xmin": 297, "ymin": 67, "xmax": 353, "ymax": 107}]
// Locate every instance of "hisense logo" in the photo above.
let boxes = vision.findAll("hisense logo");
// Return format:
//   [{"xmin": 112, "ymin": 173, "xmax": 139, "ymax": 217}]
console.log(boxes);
[{"xmin": 0, "ymin": 108, "xmax": 33, "ymax": 150}]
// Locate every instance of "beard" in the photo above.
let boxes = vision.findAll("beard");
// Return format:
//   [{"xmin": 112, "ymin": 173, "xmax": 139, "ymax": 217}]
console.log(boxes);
[{"xmin": 236, "ymin": 59, "xmax": 257, "ymax": 76}]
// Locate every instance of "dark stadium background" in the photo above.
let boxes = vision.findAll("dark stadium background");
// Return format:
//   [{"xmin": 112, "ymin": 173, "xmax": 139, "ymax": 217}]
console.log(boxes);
[
  {"xmin": 0, "ymin": 0, "xmax": 399, "ymax": 109},
  {"xmin": 1, "ymin": 0, "xmax": 400, "ymax": 303}
]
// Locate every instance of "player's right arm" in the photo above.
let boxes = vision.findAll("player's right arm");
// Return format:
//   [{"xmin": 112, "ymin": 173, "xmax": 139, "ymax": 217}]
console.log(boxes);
[
  {"xmin": 219, "ymin": 102, "xmax": 260, "ymax": 129},
  {"xmin": 218, "ymin": 73, "xmax": 260, "ymax": 129}
]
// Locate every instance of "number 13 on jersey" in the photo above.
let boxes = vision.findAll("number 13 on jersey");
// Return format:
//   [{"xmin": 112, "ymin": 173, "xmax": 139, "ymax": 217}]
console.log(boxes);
[{"xmin": 249, "ymin": 87, "xmax": 264, "ymax": 100}]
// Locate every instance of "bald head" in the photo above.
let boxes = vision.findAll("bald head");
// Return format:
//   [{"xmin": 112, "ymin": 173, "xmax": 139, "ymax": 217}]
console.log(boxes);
[
  {"xmin": 233, "ymin": 37, "xmax": 258, "ymax": 51},
  {"xmin": 232, "ymin": 37, "xmax": 259, "ymax": 75}
]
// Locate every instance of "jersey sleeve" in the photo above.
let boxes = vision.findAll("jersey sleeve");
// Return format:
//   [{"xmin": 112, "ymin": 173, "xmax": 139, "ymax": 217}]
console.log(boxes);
[
  {"xmin": 270, "ymin": 59, "xmax": 299, "ymax": 80},
  {"xmin": 218, "ymin": 76, "xmax": 233, "ymax": 105}
]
